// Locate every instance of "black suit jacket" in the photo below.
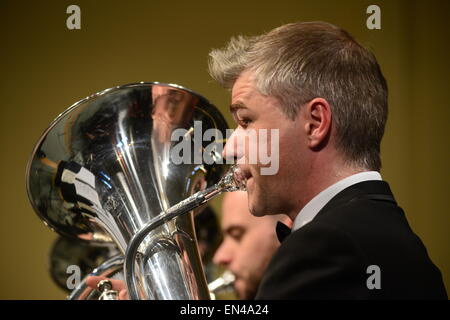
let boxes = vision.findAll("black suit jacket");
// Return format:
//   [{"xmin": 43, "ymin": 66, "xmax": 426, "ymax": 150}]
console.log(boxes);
[{"xmin": 256, "ymin": 181, "xmax": 447, "ymax": 299}]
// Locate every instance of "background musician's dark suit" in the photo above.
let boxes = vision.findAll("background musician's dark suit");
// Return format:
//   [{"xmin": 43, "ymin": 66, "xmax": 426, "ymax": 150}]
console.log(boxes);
[{"xmin": 208, "ymin": 21, "xmax": 448, "ymax": 299}]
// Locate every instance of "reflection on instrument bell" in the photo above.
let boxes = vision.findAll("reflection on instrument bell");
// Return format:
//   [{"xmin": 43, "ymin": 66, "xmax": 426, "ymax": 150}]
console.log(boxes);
[{"xmin": 27, "ymin": 82, "xmax": 244, "ymax": 300}]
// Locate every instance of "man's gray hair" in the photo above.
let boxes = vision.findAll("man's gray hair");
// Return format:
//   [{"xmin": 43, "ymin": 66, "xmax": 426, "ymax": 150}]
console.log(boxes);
[{"xmin": 208, "ymin": 21, "xmax": 388, "ymax": 171}]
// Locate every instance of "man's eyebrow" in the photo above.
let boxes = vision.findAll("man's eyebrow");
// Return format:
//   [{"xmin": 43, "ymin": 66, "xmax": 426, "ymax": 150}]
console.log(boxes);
[{"xmin": 229, "ymin": 102, "xmax": 247, "ymax": 113}]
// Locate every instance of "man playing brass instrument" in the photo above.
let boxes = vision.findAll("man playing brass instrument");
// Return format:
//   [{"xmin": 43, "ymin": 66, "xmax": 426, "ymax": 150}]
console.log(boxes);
[
  {"xmin": 210, "ymin": 21, "xmax": 447, "ymax": 299},
  {"xmin": 87, "ymin": 21, "xmax": 447, "ymax": 300}
]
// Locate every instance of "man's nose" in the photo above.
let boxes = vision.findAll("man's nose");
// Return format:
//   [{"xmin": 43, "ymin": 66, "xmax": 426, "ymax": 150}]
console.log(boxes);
[
  {"xmin": 222, "ymin": 127, "xmax": 245, "ymax": 163},
  {"xmin": 213, "ymin": 243, "xmax": 233, "ymax": 267}
]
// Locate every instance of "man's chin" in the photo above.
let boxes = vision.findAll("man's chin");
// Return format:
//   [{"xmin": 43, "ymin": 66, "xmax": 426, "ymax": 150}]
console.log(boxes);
[
  {"xmin": 247, "ymin": 179, "xmax": 261, "ymax": 215},
  {"xmin": 246, "ymin": 175, "xmax": 254, "ymax": 189},
  {"xmin": 247, "ymin": 181, "xmax": 273, "ymax": 217},
  {"xmin": 235, "ymin": 281, "xmax": 255, "ymax": 300},
  {"xmin": 249, "ymin": 202, "xmax": 267, "ymax": 217}
]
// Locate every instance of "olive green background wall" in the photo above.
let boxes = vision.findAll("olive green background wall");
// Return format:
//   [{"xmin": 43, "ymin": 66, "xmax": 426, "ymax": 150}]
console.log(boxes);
[{"xmin": 0, "ymin": 0, "xmax": 448, "ymax": 299}]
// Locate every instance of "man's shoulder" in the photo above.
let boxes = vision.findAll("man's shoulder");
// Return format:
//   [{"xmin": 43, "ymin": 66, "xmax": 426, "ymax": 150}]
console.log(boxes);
[
  {"xmin": 259, "ymin": 191, "xmax": 448, "ymax": 299},
  {"xmin": 257, "ymin": 220, "xmax": 370, "ymax": 299},
  {"xmin": 298, "ymin": 180, "xmax": 416, "ymax": 249},
  {"xmin": 316, "ymin": 191, "xmax": 408, "ymax": 236},
  {"xmin": 285, "ymin": 193, "xmax": 421, "ymax": 265},
  {"xmin": 313, "ymin": 190, "xmax": 423, "ymax": 254}
]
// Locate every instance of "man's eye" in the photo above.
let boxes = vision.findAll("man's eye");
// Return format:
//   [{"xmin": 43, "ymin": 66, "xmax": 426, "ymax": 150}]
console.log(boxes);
[
  {"xmin": 232, "ymin": 234, "xmax": 243, "ymax": 242},
  {"xmin": 237, "ymin": 117, "xmax": 252, "ymax": 128},
  {"xmin": 229, "ymin": 230, "xmax": 244, "ymax": 242}
]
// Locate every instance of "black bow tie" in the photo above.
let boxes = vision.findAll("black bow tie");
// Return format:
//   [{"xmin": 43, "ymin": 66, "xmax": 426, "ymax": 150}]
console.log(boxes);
[{"xmin": 276, "ymin": 221, "xmax": 292, "ymax": 243}]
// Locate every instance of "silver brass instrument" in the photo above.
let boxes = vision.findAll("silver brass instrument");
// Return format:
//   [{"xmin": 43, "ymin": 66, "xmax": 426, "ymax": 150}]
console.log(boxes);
[
  {"xmin": 68, "ymin": 255, "xmax": 124, "ymax": 300},
  {"xmin": 26, "ymin": 82, "xmax": 244, "ymax": 300},
  {"xmin": 98, "ymin": 280, "xmax": 119, "ymax": 300},
  {"xmin": 67, "ymin": 254, "xmax": 236, "ymax": 300},
  {"xmin": 208, "ymin": 270, "xmax": 236, "ymax": 299},
  {"xmin": 59, "ymin": 206, "xmax": 233, "ymax": 299}
]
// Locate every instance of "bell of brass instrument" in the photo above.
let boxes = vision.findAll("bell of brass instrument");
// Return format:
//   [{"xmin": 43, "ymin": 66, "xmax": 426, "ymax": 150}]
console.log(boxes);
[{"xmin": 26, "ymin": 82, "xmax": 237, "ymax": 300}]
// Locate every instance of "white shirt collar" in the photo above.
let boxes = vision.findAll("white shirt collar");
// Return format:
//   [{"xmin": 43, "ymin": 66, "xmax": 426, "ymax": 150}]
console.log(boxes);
[{"xmin": 292, "ymin": 171, "xmax": 382, "ymax": 231}]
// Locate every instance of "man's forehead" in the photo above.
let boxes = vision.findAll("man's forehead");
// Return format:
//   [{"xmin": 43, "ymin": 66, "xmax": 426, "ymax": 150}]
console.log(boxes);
[
  {"xmin": 231, "ymin": 71, "xmax": 257, "ymax": 102},
  {"xmin": 230, "ymin": 72, "xmax": 283, "ymax": 112},
  {"xmin": 221, "ymin": 192, "xmax": 252, "ymax": 224},
  {"xmin": 222, "ymin": 206, "xmax": 251, "ymax": 224}
]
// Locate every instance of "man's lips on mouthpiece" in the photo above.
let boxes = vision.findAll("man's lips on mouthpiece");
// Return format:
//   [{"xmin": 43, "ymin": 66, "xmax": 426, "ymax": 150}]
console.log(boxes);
[
  {"xmin": 236, "ymin": 166, "xmax": 253, "ymax": 191},
  {"xmin": 238, "ymin": 166, "xmax": 252, "ymax": 180}
]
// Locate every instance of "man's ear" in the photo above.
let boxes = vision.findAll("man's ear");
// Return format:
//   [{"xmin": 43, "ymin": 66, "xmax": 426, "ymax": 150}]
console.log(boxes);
[{"xmin": 302, "ymin": 98, "xmax": 332, "ymax": 150}]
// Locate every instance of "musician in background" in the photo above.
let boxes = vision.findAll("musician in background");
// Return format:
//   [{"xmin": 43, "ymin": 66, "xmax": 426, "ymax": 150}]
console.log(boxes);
[{"xmin": 213, "ymin": 191, "xmax": 291, "ymax": 300}]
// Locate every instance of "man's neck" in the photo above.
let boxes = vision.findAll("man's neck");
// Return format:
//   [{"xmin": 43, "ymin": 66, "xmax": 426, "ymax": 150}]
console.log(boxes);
[
  {"xmin": 291, "ymin": 171, "xmax": 382, "ymax": 230},
  {"xmin": 286, "ymin": 162, "xmax": 367, "ymax": 221}
]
